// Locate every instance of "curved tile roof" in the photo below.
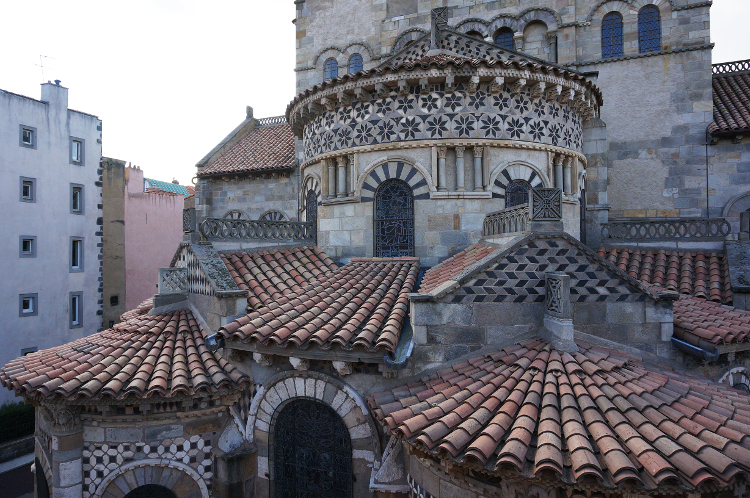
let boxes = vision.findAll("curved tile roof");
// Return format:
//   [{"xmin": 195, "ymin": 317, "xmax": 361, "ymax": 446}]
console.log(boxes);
[
  {"xmin": 220, "ymin": 246, "xmax": 338, "ymax": 310},
  {"xmin": 369, "ymin": 339, "xmax": 750, "ymax": 493},
  {"xmin": 598, "ymin": 247, "xmax": 732, "ymax": 304},
  {"xmin": 197, "ymin": 123, "xmax": 295, "ymax": 177},
  {"xmin": 710, "ymin": 70, "xmax": 750, "ymax": 134},
  {"xmin": 420, "ymin": 241, "xmax": 497, "ymax": 293},
  {"xmin": 0, "ymin": 309, "xmax": 250, "ymax": 401},
  {"xmin": 674, "ymin": 297, "xmax": 750, "ymax": 345},
  {"xmin": 119, "ymin": 298, "xmax": 153, "ymax": 322},
  {"xmin": 220, "ymin": 257, "xmax": 419, "ymax": 354}
]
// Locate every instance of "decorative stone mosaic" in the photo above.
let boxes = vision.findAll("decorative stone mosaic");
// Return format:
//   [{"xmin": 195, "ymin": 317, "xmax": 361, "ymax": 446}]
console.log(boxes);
[
  {"xmin": 407, "ymin": 474, "xmax": 435, "ymax": 498},
  {"xmin": 447, "ymin": 239, "xmax": 646, "ymax": 304},
  {"xmin": 302, "ymin": 82, "xmax": 583, "ymax": 163},
  {"xmin": 174, "ymin": 245, "xmax": 215, "ymax": 297},
  {"xmin": 82, "ymin": 434, "xmax": 213, "ymax": 498},
  {"xmin": 360, "ymin": 161, "xmax": 431, "ymax": 202}
]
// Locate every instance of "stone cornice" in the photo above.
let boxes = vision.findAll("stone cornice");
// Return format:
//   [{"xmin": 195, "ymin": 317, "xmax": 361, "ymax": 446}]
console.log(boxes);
[
  {"xmin": 300, "ymin": 138, "xmax": 586, "ymax": 171},
  {"xmin": 564, "ymin": 43, "xmax": 714, "ymax": 67}
]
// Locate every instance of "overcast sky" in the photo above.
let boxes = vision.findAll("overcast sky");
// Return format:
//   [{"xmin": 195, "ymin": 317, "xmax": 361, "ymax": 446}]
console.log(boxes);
[{"xmin": 1, "ymin": 1, "xmax": 747, "ymax": 185}]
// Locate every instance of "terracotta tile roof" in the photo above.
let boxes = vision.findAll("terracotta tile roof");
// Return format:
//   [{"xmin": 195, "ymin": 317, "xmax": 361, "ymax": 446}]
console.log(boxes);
[
  {"xmin": 220, "ymin": 246, "xmax": 338, "ymax": 310},
  {"xmin": 598, "ymin": 247, "xmax": 732, "ymax": 304},
  {"xmin": 119, "ymin": 298, "xmax": 153, "ymax": 322},
  {"xmin": 220, "ymin": 257, "xmax": 420, "ymax": 354},
  {"xmin": 420, "ymin": 242, "xmax": 497, "ymax": 293},
  {"xmin": 369, "ymin": 338, "xmax": 750, "ymax": 492},
  {"xmin": 197, "ymin": 123, "xmax": 295, "ymax": 177},
  {"xmin": 674, "ymin": 296, "xmax": 750, "ymax": 345},
  {"xmin": 710, "ymin": 70, "xmax": 750, "ymax": 134},
  {"xmin": 185, "ymin": 185, "xmax": 195, "ymax": 199},
  {"xmin": 0, "ymin": 308, "xmax": 250, "ymax": 401}
]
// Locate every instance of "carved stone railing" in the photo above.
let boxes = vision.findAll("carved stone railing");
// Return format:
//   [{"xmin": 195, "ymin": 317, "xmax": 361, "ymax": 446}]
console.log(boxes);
[
  {"xmin": 483, "ymin": 188, "xmax": 563, "ymax": 236},
  {"xmin": 183, "ymin": 208, "xmax": 196, "ymax": 233},
  {"xmin": 199, "ymin": 218, "xmax": 315, "ymax": 241},
  {"xmin": 158, "ymin": 268, "xmax": 187, "ymax": 294},
  {"xmin": 483, "ymin": 205, "xmax": 530, "ymax": 236},
  {"xmin": 601, "ymin": 218, "xmax": 731, "ymax": 241},
  {"xmin": 713, "ymin": 60, "xmax": 750, "ymax": 74},
  {"xmin": 256, "ymin": 116, "xmax": 287, "ymax": 126}
]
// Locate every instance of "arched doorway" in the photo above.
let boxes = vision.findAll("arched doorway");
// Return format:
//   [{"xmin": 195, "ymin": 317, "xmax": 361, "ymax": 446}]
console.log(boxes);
[
  {"xmin": 374, "ymin": 179, "xmax": 414, "ymax": 257},
  {"xmin": 274, "ymin": 399, "xmax": 352, "ymax": 497},
  {"xmin": 124, "ymin": 485, "xmax": 178, "ymax": 498},
  {"xmin": 505, "ymin": 179, "xmax": 531, "ymax": 207}
]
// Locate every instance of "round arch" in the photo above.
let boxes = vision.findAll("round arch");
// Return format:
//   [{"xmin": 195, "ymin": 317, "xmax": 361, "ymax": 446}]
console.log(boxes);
[
  {"xmin": 356, "ymin": 157, "xmax": 433, "ymax": 201},
  {"xmin": 489, "ymin": 161, "xmax": 549, "ymax": 204},
  {"xmin": 717, "ymin": 366, "xmax": 750, "ymax": 392},
  {"xmin": 93, "ymin": 459, "xmax": 209, "ymax": 498},
  {"xmin": 301, "ymin": 174, "xmax": 321, "ymax": 216},
  {"xmin": 722, "ymin": 190, "xmax": 750, "ymax": 235},
  {"xmin": 488, "ymin": 15, "xmax": 520, "ymax": 37},
  {"xmin": 391, "ymin": 28, "xmax": 429, "ymax": 54},
  {"xmin": 517, "ymin": 7, "xmax": 560, "ymax": 31}
]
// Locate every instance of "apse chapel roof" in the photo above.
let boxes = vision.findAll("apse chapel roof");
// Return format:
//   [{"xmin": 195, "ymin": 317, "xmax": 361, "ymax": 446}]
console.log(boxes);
[
  {"xmin": 710, "ymin": 60, "xmax": 750, "ymax": 136},
  {"xmin": 0, "ymin": 303, "xmax": 250, "ymax": 402},
  {"xmin": 369, "ymin": 338, "xmax": 750, "ymax": 494}
]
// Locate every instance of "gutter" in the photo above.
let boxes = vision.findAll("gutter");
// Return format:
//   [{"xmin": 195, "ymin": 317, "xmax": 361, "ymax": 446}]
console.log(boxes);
[{"xmin": 671, "ymin": 336, "xmax": 720, "ymax": 362}]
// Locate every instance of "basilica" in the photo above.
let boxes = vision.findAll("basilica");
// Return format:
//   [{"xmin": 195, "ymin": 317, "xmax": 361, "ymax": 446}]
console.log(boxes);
[{"xmin": 3, "ymin": 1, "xmax": 750, "ymax": 497}]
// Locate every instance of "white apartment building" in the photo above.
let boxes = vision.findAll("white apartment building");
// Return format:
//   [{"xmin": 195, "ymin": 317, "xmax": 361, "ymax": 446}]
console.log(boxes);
[{"xmin": 0, "ymin": 82, "xmax": 102, "ymax": 404}]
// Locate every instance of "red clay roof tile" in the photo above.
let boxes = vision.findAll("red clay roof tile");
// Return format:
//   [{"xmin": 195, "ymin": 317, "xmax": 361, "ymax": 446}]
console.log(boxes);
[
  {"xmin": 420, "ymin": 242, "xmax": 496, "ymax": 293},
  {"xmin": 710, "ymin": 69, "xmax": 750, "ymax": 134},
  {"xmin": 369, "ymin": 338, "xmax": 750, "ymax": 492}
]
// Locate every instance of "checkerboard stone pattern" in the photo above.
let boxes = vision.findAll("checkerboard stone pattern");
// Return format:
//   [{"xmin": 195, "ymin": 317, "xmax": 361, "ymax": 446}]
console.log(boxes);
[
  {"xmin": 448, "ymin": 239, "xmax": 646, "ymax": 304},
  {"xmin": 408, "ymin": 474, "xmax": 435, "ymax": 498},
  {"xmin": 82, "ymin": 434, "xmax": 213, "ymax": 498}
]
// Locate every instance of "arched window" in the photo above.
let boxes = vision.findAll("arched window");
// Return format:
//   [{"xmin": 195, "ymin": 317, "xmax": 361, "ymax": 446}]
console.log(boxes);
[
  {"xmin": 375, "ymin": 179, "xmax": 414, "ymax": 257},
  {"xmin": 259, "ymin": 210, "xmax": 287, "ymax": 221},
  {"xmin": 638, "ymin": 5, "xmax": 661, "ymax": 53},
  {"xmin": 494, "ymin": 28, "xmax": 515, "ymax": 50},
  {"xmin": 466, "ymin": 30, "xmax": 484, "ymax": 39},
  {"xmin": 505, "ymin": 179, "xmax": 531, "ymax": 208},
  {"xmin": 306, "ymin": 190, "xmax": 318, "ymax": 243},
  {"xmin": 601, "ymin": 12, "xmax": 624, "ymax": 59},
  {"xmin": 274, "ymin": 399, "xmax": 352, "ymax": 497},
  {"xmin": 348, "ymin": 53, "xmax": 363, "ymax": 73},
  {"xmin": 223, "ymin": 210, "xmax": 247, "ymax": 220},
  {"xmin": 324, "ymin": 57, "xmax": 338, "ymax": 80}
]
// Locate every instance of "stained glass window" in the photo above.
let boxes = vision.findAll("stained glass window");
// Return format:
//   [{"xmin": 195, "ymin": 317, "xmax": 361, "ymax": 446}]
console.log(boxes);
[
  {"xmin": 348, "ymin": 53, "xmax": 363, "ymax": 73},
  {"xmin": 638, "ymin": 5, "xmax": 661, "ymax": 53},
  {"xmin": 506, "ymin": 179, "xmax": 531, "ymax": 208},
  {"xmin": 274, "ymin": 399, "xmax": 352, "ymax": 498},
  {"xmin": 375, "ymin": 180, "xmax": 414, "ymax": 257},
  {"xmin": 601, "ymin": 12, "xmax": 624, "ymax": 59},
  {"xmin": 259, "ymin": 210, "xmax": 286, "ymax": 221},
  {"xmin": 494, "ymin": 28, "xmax": 515, "ymax": 50},
  {"xmin": 306, "ymin": 190, "xmax": 318, "ymax": 243},
  {"xmin": 324, "ymin": 57, "xmax": 338, "ymax": 80}
]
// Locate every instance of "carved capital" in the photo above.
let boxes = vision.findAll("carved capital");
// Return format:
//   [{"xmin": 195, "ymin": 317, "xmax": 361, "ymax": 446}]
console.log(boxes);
[
  {"xmin": 489, "ymin": 76, "xmax": 505, "ymax": 94},
  {"xmin": 455, "ymin": 146, "xmax": 465, "ymax": 157},
  {"xmin": 437, "ymin": 146, "xmax": 447, "ymax": 159},
  {"xmin": 41, "ymin": 404, "xmax": 81, "ymax": 435},
  {"xmin": 473, "ymin": 146, "xmax": 484, "ymax": 158},
  {"xmin": 331, "ymin": 361, "xmax": 352, "ymax": 376},
  {"xmin": 546, "ymin": 84, "xmax": 562, "ymax": 100},
  {"xmin": 468, "ymin": 75, "xmax": 480, "ymax": 94},
  {"xmin": 253, "ymin": 352, "xmax": 274, "ymax": 367},
  {"xmin": 398, "ymin": 79, "xmax": 409, "ymax": 96},
  {"xmin": 530, "ymin": 81, "xmax": 546, "ymax": 99},
  {"xmin": 289, "ymin": 357, "xmax": 309, "ymax": 371},
  {"xmin": 337, "ymin": 155, "xmax": 347, "ymax": 168},
  {"xmin": 510, "ymin": 78, "xmax": 526, "ymax": 95},
  {"xmin": 563, "ymin": 157, "xmax": 573, "ymax": 169}
]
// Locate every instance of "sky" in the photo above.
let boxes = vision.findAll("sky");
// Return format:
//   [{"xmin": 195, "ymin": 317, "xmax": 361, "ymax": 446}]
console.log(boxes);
[{"xmin": 1, "ymin": 1, "xmax": 748, "ymax": 186}]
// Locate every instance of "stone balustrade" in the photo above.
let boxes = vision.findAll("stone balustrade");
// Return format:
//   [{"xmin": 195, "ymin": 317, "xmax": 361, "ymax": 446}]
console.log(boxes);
[
  {"xmin": 482, "ymin": 204, "xmax": 530, "ymax": 236},
  {"xmin": 158, "ymin": 268, "xmax": 187, "ymax": 294},
  {"xmin": 601, "ymin": 218, "xmax": 731, "ymax": 241},
  {"xmin": 199, "ymin": 218, "xmax": 316, "ymax": 241}
]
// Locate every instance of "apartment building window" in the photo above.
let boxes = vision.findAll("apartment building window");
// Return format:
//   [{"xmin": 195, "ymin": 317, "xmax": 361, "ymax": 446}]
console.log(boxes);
[
  {"xmin": 19, "ymin": 125, "xmax": 37, "ymax": 149},
  {"xmin": 71, "ymin": 184, "xmax": 84, "ymax": 214},
  {"xmin": 70, "ymin": 137, "xmax": 85, "ymax": 165},
  {"xmin": 70, "ymin": 237, "xmax": 84, "ymax": 272},
  {"xmin": 19, "ymin": 236, "xmax": 37, "ymax": 258},
  {"xmin": 19, "ymin": 293, "xmax": 38, "ymax": 317},
  {"xmin": 70, "ymin": 292, "xmax": 83, "ymax": 328},
  {"xmin": 20, "ymin": 177, "xmax": 36, "ymax": 202}
]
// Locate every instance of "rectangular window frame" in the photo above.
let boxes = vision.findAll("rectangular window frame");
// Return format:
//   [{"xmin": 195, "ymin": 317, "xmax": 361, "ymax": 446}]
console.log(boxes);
[
  {"xmin": 19, "ymin": 293, "xmax": 38, "ymax": 317},
  {"xmin": 20, "ymin": 176, "xmax": 36, "ymax": 203},
  {"xmin": 19, "ymin": 125, "xmax": 37, "ymax": 149},
  {"xmin": 70, "ymin": 291, "xmax": 83, "ymax": 329},
  {"xmin": 70, "ymin": 184, "xmax": 84, "ymax": 214},
  {"xmin": 19, "ymin": 236, "xmax": 37, "ymax": 258},
  {"xmin": 70, "ymin": 137, "xmax": 85, "ymax": 165},
  {"xmin": 70, "ymin": 237, "xmax": 84, "ymax": 272}
]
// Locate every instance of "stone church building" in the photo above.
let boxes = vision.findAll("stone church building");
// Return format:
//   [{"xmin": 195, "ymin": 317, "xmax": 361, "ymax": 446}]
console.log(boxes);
[{"xmin": 3, "ymin": 1, "xmax": 750, "ymax": 498}]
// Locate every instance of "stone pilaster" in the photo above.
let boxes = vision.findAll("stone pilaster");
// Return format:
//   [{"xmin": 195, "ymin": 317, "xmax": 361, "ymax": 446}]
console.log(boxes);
[
  {"xmin": 455, "ymin": 146, "xmax": 465, "ymax": 191},
  {"xmin": 437, "ymin": 147, "xmax": 447, "ymax": 191},
  {"xmin": 473, "ymin": 147, "xmax": 484, "ymax": 191},
  {"xmin": 40, "ymin": 404, "xmax": 83, "ymax": 498},
  {"xmin": 337, "ymin": 156, "xmax": 347, "ymax": 198},
  {"xmin": 327, "ymin": 159, "xmax": 336, "ymax": 199}
]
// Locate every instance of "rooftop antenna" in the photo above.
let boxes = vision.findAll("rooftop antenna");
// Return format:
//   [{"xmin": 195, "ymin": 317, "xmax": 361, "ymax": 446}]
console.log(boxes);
[{"xmin": 33, "ymin": 55, "xmax": 56, "ymax": 83}]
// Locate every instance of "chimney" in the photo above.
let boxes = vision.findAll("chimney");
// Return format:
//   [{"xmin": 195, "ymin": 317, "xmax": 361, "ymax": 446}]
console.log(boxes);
[{"xmin": 41, "ymin": 81, "xmax": 68, "ymax": 109}]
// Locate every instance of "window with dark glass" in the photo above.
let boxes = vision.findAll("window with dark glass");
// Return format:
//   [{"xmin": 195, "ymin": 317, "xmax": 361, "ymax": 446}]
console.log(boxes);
[
  {"xmin": 601, "ymin": 12, "xmax": 624, "ymax": 58},
  {"xmin": 375, "ymin": 179, "xmax": 414, "ymax": 257},
  {"xmin": 505, "ymin": 179, "xmax": 531, "ymax": 208},
  {"xmin": 348, "ymin": 53, "xmax": 363, "ymax": 73},
  {"xmin": 324, "ymin": 57, "xmax": 338, "ymax": 80},
  {"xmin": 466, "ymin": 30, "xmax": 484, "ymax": 39},
  {"xmin": 70, "ymin": 292, "xmax": 83, "ymax": 328},
  {"xmin": 638, "ymin": 5, "xmax": 661, "ymax": 53},
  {"xmin": 494, "ymin": 28, "xmax": 515, "ymax": 50}
]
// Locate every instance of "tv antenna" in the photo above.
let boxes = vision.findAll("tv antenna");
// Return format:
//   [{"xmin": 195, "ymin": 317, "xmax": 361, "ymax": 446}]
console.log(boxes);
[{"xmin": 33, "ymin": 55, "xmax": 56, "ymax": 83}]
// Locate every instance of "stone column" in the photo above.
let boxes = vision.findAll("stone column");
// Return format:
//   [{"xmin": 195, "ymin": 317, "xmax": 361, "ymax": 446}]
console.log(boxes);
[
  {"xmin": 327, "ymin": 159, "xmax": 336, "ymax": 199},
  {"xmin": 455, "ymin": 146, "xmax": 465, "ymax": 191},
  {"xmin": 45, "ymin": 404, "xmax": 84, "ymax": 498},
  {"xmin": 437, "ymin": 146, "xmax": 447, "ymax": 191},
  {"xmin": 514, "ymin": 32, "xmax": 524, "ymax": 52},
  {"xmin": 554, "ymin": 155, "xmax": 564, "ymax": 191},
  {"xmin": 473, "ymin": 147, "xmax": 484, "ymax": 191},
  {"xmin": 348, "ymin": 154, "xmax": 355, "ymax": 196},
  {"xmin": 563, "ymin": 157, "xmax": 572, "ymax": 195},
  {"xmin": 337, "ymin": 156, "xmax": 347, "ymax": 198}
]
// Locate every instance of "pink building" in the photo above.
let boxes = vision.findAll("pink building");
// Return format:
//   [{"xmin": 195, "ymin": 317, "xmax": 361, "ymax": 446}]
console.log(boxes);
[{"xmin": 102, "ymin": 159, "xmax": 185, "ymax": 326}]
